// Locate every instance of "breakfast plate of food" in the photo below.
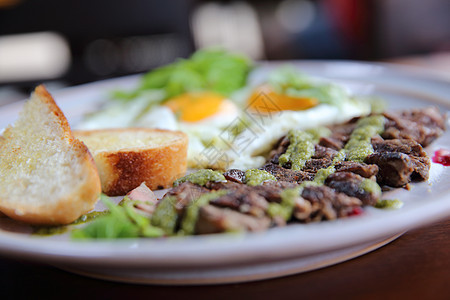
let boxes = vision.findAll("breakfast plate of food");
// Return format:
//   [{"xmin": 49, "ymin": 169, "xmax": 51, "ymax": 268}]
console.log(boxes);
[{"xmin": 0, "ymin": 50, "xmax": 449, "ymax": 284}]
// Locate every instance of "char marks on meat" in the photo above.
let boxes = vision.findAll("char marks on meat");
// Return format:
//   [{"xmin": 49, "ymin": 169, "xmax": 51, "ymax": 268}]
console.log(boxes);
[
  {"xmin": 324, "ymin": 172, "xmax": 381, "ymax": 206},
  {"xmin": 164, "ymin": 182, "xmax": 209, "ymax": 214},
  {"xmin": 382, "ymin": 107, "xmax": 446, "ymax": 147},
  {"xmin": 319, "ymin": 136, "xmax": 344, "ymax": 150},
  {"xmin": 223, "ymin": 169, "xmax": 246, "ymax": 183},
  {"xmin": 334, "ymin": 161, "xmax": 379, "ymax": 179},
  {"xmin": 196, "ymin": 205, "xmax": 271, "ymax": 234},
  {"xmin": 297, "ymin": 185, "xmax": 362, "ymax": 222},
  {"xmin": 260, "ymin": 163, "xmax": 315, "ymax": 183},
  {"xmin": 366, "ymin": 138, "xmax": 431, "ymax": 186},
  {"xmin": 157, "ymin": 107, "xmax": 445, "ymax": 235}
]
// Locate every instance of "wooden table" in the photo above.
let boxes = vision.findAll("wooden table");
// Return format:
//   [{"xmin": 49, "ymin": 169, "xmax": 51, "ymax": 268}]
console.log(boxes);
[
  {"xmin": 1, "ymin": 54, "xmax": 449, "ymax": 299},
  {"xmin": 1, "ymin": 217, "xmax": 449, "ymax": 299}
]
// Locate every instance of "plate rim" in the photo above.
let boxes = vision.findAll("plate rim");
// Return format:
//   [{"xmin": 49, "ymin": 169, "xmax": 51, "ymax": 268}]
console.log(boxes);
[{"xmin": 0, "ymin": 60, "xmax": 449, "ymax": 268}]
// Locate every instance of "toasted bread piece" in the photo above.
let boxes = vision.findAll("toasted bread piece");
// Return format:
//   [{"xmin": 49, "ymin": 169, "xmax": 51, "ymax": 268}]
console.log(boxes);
[
  {"xmin": 0, "ymin": 85, "xmax": 101, "ymax": 225},
  {"xmin": 75, "ymin": 128, "xmax": 188, "ymax": 196}
]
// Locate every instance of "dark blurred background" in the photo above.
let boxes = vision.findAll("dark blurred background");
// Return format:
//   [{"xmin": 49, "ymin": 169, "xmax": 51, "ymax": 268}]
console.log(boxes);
[{"xmin": 0, "ymin": 0, "xmax": 449, "ymax": 104}]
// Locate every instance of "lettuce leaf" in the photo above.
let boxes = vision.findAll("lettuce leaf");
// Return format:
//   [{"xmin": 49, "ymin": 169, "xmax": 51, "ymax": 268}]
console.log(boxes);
[
  {"xmin": 114, "ymin": 48, "xmax": 252, "ymax": 102},
  {"xmin": 71, "ymin": 195, "xmax": 164, "ymax": 239}
]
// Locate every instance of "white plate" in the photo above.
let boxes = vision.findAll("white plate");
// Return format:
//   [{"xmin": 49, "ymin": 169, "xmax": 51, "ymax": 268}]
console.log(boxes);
[{"xmin": 0, "ymin": 61, "xmax": 449, "ymax": 284}]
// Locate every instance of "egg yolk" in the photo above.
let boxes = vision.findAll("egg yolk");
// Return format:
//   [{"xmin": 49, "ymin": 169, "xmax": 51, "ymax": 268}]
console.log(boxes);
[
  {"xmin": 164, "ymin": 92, "xmax": 225, "ymax": 122},
  {"xmin": 247, "ymin": 85, "xmax": 318, "ymax": 113}
]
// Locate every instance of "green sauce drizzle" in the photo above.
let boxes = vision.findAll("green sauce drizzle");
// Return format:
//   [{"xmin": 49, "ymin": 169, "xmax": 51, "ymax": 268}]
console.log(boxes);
[
  {"xmin": 375, "ymin": 199, "xmax": 403, "ymax": 209},
  {"xmin": 244, "ymin": 169, "xmax": 277, "ymax": 186},
  {"xmin": 344, "ymin": 115, "xmax": 385, "ymax": 163},
  {"xmin": 33, "ymin": 211, "xmax": 110, "ymax": 236},
  {"xmin": 278, "ymin": 130, "xmax": 316, "ymax": 170},
  {"xmin": 179, "ymin": 190, "xmax": 228, "ymax": 235},
  {"xmin": 151, "ymin": 196, "xmax": 178, "ymax": 235},
  {"xmin": 174, "ymin": 169, "xmax": 226, "ymax": 187},
  {"xmin": 278, "ymin": 127, "xmax": 331, "ymax": 170},
  {"xmin": 267, "ymin": 186, "xmax": 302, "ymax": 221},
  {"xmin": 314, "ymin": 166, "xmax": 336, "ymax": 184},
  {"xmin": 360, "ymin": 178, "xmax": 382, "ymax": 196}
]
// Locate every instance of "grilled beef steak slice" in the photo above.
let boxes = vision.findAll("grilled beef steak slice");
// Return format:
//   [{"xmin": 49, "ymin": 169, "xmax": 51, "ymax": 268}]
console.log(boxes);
[
  {"xmin": 325, "ymin": 172, "xmax": 381, "ymax": 206},
  {"xmin": 313, "ymin": 144, "xmax": 338, "ymax": 159},
  {"xmin": 260, "ymin": 163, "xmax": 315, "ymax": 182},
  {"xmin": 382, "ymin": 107, "xmax": 446, "ymax": 147},
  {"xmin": 210, "ymin": 189, "xmax": 269, "ymax": 217},
  {"xmin": 369, "ymin": 138, "xmax": 431, "ymax": 184},
  {"xmin": 164, "ymin": 182, "xmax": 209, "ymax": 214},
  {"xmin": 372, "ymin": 138, "xmax": 427, "ymax": 157},
  {"xmin": 269, "ymin": 135, "xmax": 290, "ymax": 164},
  {"xmin": 365, "ymin": 152, "xmax": 418, "ymax": 187},
  {"xmin": 223, "ymin": 169, "xmax": 246, "ymax": 183},
  {"xmin": 208, "ymin": 180, "xmax": 297, "ymax": 204},
  {"xmin": 319, "ymin": 136, "xmax": 344, "ymax": 150},
  {"xmin": 196, "ymin": 205, "xmax": 271, "ymax": 234},
  {"xmin": 297, "ymin": 185, "xmax": 362, "ymax": 222},
  {"xmin": 334, "ymin": 161, "xmax": 379, "ymax": 179}
]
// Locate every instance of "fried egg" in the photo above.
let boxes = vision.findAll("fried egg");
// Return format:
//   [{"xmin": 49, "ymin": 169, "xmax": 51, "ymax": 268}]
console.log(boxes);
[{"xmin": 192, "ymin": 84, "xmax": 372, "ymax": 170}]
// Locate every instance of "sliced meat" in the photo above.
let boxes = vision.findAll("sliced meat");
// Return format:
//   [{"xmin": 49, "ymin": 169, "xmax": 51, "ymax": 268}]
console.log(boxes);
[
  {"xmin": 196, "ymin": 205, "xmax": 271, "ymax": 234},
  {"xmin": 326, "ymin": 119, "xmax": 358, "ymax": 145},
  {"xmin": 297, "ymin": 185, "xmax": 362, "ymax": 222},
  {"xmin": 223, "ymin": 169, "xmax": 246, "ymax": 183},
  {"xmin": 324, "ymin": 172, "xmax": 381, "ymax": 206},
  {"xmin": 208, "ymin": 180, "xmax": 297, "ymax": 204},
  {"xmin": 210, "ymin": 189, "xmax": 269, "ymax": 217},
  {"xmin": 126, "ymin": 182, "xmax": 157, "ymax": 203},
  {"xmin": 164, "ymin": 182, "xmax": 209, "ymax": 214},
  {"xmin": 368, "ymin": 138, "xmax": 431, "ymax": 184},
  {"xmin": 334, "ymin": 161, "xmax": 379, "ymax": 179},
  {"xmin": 409, "ymin": 156, "xmax": 431, "ymax": 181},
  {"xmin": 319, "ymin": 136, "xmax": 344, "ymax": 150},
  {"xmin": 365, "ymin": 152, "xmax": 417, "ymax": 187},
  {"xmin": 372, "ymin": 138, "xmax": 427, "ymax": 157},
  {"xmin": 269, "ymin": 135, "xmax": 290, "ymax": 164},
  {"xmin": 303, "ymin": 158, "xmax": 334, "ymax": 173},
  {"xmin": 382, "ymin": 107, "xmax": 446, "ymax": 147},
  {"xmin": 260, "ymin": 163, "xmax": 315, "ymax": 183},
  {"xmin": 312, "ymin": 144, "xmax": 338, "ymax": 159}
]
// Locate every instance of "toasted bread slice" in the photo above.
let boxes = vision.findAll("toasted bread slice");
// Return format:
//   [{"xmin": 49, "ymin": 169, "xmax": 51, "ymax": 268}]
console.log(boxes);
[
  {"xmin": 0, "ymin": 85, "xmax": 101, "ymax": 225},
  {"xmin": 74, "ymin": 128, "xmax": 188, "ymax": 196}
]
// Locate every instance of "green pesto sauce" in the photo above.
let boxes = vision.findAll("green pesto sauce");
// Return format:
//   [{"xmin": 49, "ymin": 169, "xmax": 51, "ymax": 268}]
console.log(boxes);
[
  {"xmin": 278, "ymin": 130, "xmax": 316, "ymax": 170},
  {"xmin": 151, "ymin": 196, "xmax": 178, "ymax": 235},
  {"xmin": 305, "ymin": 127, "xmax": 331, "ymax": 142},
  {"xmin": 368, "ymin": 97, "xmax": 387, "ymax": 114},
  {"xmin": 314, "ymin": 166, "xmax": 336, "ymax": 184},
  {"xmin": 333, "ymin": 149, "xmax": 347, "ymax": 164},
  {"xmin": 360, "ymin": 178, "xmax": 382, "ymax": 196},
  {"xmin": 244, "ymin": 169, "xmax": 277, "ymax": 186},
  {"xmin": 33, "ymin": 211, "xmax": 110, "ymax": 236},
  {"xmin": 267, "ymin": 186, "xmax": 302, "ymax": 221},
  {"xmin": 375, "ymin": 199, "xmax": 403, "ymax": 209},
  {"xmin": 345, "ymin": 115, "xmax": 385, "ymax": 163},
  {"xmin": 72, "ymin": 211, "xmax": 110, "ymax": 225},
  {"xmin": 33, "ymin": 225, "xmax": 69, "ymax": 236},
  {"xmin": 174, "ymin": 169, "xmax": 226, "ymax": 187},
  {"xmin": 179, "ymin": 190, "xmax": 228, "ymax": 235}
]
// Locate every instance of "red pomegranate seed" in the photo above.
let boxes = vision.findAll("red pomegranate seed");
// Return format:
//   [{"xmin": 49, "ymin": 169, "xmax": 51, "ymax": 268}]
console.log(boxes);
[{"xmin": 432, "ymin": 149, "xmax": 450, "ymax": 166}]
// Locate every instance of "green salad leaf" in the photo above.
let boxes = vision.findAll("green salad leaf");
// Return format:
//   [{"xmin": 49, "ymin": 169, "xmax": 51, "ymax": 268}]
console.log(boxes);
[
  {"xmin": 113, "ymin": 48, "xmax": 252, "ymax": 102},
  {"xmin": 71, "ymin": 195, "xmax": 164, "ymax": 239}
]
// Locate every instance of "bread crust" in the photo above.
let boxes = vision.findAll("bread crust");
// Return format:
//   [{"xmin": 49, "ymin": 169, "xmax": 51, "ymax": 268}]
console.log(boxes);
[
  {"xmin": 75, "ymin": 128, "xmax": 188, "ymax": 196},
  {"xmin": 0, "ymin": 85, "xmax": 101, "ymax": 225}
]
